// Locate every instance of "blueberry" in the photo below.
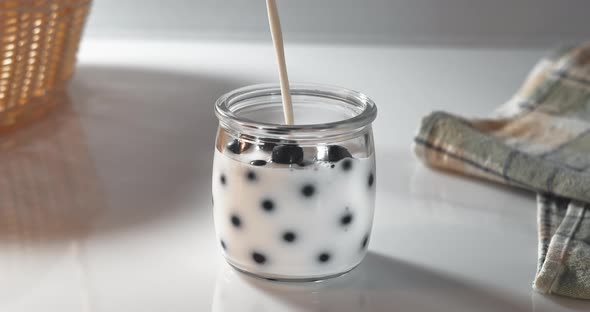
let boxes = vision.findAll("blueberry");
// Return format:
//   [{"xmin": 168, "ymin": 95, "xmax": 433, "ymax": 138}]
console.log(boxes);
[
  {"xmin": 250, "ymin": 160, "xmax": 267, "ymax": 166},
  {"xmin": 361, "ymin": 234, "xmax": 370, "ymax": 249},
  {"xmin": 261, "ymin": 199, "xmax": 275, "ymax": 212},
  {"xmin": 318, "ymin": 252, "xmax": 331, "ymax": 263},
  {"xmin": 342, "ymin": 159, "xmax": 353, "ymax": 171},
  {"xmin": 252, "ymin": 252, "xmax": 267, "ymax": 264},
  {"xmin": 227, "ymin": 139, "xmax": 252, "ymax": 154},
  {"xmin": 301, "ymin": 184, "xmax": 315, "ymax": 197},
  {"xmin": 282, "ymin": 231, "xmax": 297, "ymax": 243},
  {"xmin": 272, "ymin": 145, "xmax": 304, "ymax": 164},
  {"xmin": 340, "ymin": 213, "xmax": 353, "ymax": 226},
  {"xmin": 324, "ymin": 145, "xmax": 352, "ymax": 162},
  {"xmin": 296, "ymin": 160, "xmax": 314, "ymax": 168},
  {"xmin": 259, "ymin": 142, "xmax": 277, "ymax": 152},
  {"xmin": 257, "ymin": 138, "xmax": 282, "ymax": 152},
  {"xmin": 246, "ymin": 170, "xmax": 257, "ymax": 181},
  {"xmin": 231, "ymin": 214, "xmax": 241, "ymax": 228}
]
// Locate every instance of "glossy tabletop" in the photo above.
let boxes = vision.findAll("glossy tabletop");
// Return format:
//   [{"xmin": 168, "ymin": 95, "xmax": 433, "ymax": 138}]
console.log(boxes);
[{"xmin": 1, "ymin": 39, "xmax": 589, "ymax": 311}]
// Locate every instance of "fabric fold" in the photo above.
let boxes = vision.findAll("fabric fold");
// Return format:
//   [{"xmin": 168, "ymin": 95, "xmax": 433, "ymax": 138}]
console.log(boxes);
[{"xmin": 414, "ymin": 42, "xmax": 590, "ymax": 299}]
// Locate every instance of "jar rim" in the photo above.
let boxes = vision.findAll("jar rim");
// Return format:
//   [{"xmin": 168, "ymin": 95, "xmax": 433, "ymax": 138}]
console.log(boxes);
[{"xmin": 214, "ymin": 83, "xmax": 377, "ymax": 141}]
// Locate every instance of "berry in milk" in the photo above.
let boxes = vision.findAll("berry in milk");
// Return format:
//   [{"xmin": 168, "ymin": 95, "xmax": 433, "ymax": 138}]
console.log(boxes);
[{"xmin": 212, "ymin": 139, "xmax": 376, "ymax": 280}]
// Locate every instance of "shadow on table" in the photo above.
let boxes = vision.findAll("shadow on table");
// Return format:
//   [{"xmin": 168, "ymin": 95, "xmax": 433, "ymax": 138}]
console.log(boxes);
[
  {"xmin": 0, "ymin": 65, "xmax": 244, "ymax": 242},
  {"xmin": 379, "ymin": 148, "xmax": 537, "ymax": 230},
  {"xmin": 532, "ymin": 291, "xmax": 590, "ymax": 312},
  {"xmin": 213, "ymin": 251, "xmax": 529, "ymax": 312}
]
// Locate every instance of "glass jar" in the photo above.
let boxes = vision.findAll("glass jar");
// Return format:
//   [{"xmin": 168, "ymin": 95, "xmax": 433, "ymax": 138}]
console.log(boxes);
[{"xmin": 212, "ymin": 83, "xmax": 377, "ymax": 281}]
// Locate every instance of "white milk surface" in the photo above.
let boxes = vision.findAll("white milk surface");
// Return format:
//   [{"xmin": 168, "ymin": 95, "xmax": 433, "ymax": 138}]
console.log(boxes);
[{"xmin": 212, "ymin": 147, "xmax": 376, "ymax": 280}]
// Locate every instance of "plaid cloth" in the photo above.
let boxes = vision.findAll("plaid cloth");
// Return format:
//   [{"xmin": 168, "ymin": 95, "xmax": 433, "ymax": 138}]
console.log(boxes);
[{"xmin": 414, "ymin": 43, "xmax": 590, "ymax": 299}]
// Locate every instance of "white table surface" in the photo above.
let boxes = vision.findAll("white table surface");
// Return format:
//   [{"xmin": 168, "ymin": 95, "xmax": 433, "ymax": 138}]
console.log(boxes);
[{"xmin": 2, "ymin": 38, "xmax": 589, "ymax": 312}]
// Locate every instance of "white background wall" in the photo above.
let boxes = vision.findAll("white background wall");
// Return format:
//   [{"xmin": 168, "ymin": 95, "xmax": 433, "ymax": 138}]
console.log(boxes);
[{"xmin": 85, "ymin": 0, "xmax": 589, "ymax": 47}]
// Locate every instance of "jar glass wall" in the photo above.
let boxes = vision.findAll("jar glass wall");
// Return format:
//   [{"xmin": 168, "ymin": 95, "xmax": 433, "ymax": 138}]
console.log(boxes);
[{"xmin": 212, "ymin": 83, "xmax": 377, "ymax": 281}]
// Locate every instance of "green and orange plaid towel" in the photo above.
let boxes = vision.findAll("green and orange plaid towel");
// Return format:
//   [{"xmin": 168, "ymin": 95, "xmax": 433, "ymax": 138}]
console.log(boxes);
[{"xmin": 414, "ymin": 43, "xmax": 590, "ymax": 300}]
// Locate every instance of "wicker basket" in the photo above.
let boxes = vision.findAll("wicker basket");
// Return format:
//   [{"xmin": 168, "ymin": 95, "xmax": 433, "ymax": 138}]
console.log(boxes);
[{"xmin": 0, "ymin": 0, "xmax": 91, "ymax": 133}]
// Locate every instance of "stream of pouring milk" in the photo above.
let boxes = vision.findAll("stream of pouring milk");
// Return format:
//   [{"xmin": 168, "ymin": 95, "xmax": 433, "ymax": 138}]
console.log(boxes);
[{"xmin": 265, "ymin": 0, "xmax": 294, "ymax": 125}]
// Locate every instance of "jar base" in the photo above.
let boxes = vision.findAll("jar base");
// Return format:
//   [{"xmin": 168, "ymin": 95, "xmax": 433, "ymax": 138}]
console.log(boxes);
[{"xmin": 226, "ymin": 259, "xmax": 362, "ymax": 283}]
